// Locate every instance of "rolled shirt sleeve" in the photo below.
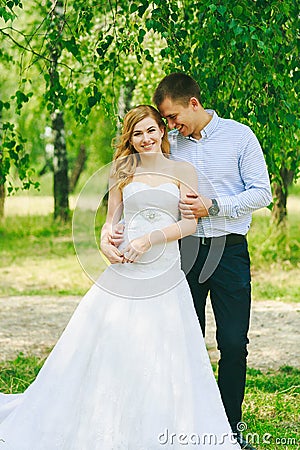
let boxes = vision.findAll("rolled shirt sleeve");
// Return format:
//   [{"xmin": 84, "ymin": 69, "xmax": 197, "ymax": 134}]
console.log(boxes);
[{"xmin": 217, "ymin": 128, "xmax": 272, "ymax": 218}]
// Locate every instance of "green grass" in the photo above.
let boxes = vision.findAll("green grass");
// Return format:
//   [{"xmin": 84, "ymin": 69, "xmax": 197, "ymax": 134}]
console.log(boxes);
[
  {"xmin": 1, "ymin": 355, "xmax": 299, "ymax": 449},
  {"xmin": 248, "ymin": 205, "xmax": 300, "ymax": 303},
  {"xmin": 2, "ymin": 197, "xmax": 299, "ymax": 302},
  {"xmin": 0, "ymin": 212, "xmax": 106, "ymax": 296},
  {"xmin": 0, "ymin": 353, "xmax": 45, "ymax": 393},
  {"xmin": 248, "ymin": 211, "xmax": 300, "ymax": 268},
  {"xmin": 242, "ymin": 366, "xmax": 300, "ymax": 449},
  {"xmin": 210, "ymin": 363, "xmax": 300, "ymax": 449}
]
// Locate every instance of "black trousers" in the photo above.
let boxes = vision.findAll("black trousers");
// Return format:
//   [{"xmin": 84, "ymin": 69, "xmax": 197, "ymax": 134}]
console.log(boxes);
[{"xmin": 180, "ymin": 235, "xmax": 251, "ymax": 431}]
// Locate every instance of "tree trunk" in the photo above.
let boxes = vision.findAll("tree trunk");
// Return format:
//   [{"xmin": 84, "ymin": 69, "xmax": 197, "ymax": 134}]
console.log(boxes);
[
  {"xmin": 0, "ymin": 113, "xmax": 4, "ymax": 219},
  {"xmin": 69, "ymin": 144, "xmax": 87, "ymax": 193},
  {"xmin": 52, "ymin": 110, "xmax": 69, "ymax": 221},
  {"xmin": 117, "ymin": 81, "xmax": 136, "ymax": 127},
  {"xmin": 49, "ymin": 0, "xmax": 69, "ymax": 221},
  {"xmin": 272, "ymin": 168, "xmax": 294, "ymax": 225},
  {"xmin": 0, "ymin": 183, "xmax": 5, "ymax": 220}
]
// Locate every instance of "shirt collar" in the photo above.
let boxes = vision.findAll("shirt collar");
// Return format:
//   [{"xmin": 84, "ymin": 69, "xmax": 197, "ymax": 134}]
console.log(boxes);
[
  {"xmin": 187, "ymin": 109, "xmax": 219, "ymax": 141},
  {"xmin": 201, "ymin": 109, "xmax": 219, "ymax": 138}
]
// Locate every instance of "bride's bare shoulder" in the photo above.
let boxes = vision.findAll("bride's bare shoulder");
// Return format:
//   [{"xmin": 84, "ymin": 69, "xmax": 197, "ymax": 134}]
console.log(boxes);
[
  {"xmin": 167, "ymin": 160, "xmax": 198, "ymax": 192},
  {"xmin": 169, "ymin": 160, "xmax": 197, "ymax": 177}
]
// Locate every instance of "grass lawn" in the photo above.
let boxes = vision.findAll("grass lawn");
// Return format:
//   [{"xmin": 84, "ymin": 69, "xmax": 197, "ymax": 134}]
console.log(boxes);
[{"xmin": 248, "ymin": 199, "xmax": 300, "ymax": 304}]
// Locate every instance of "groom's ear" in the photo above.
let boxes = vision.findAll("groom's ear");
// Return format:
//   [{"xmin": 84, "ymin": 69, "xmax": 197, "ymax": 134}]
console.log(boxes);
[{"xmin": 189, "ymin": 97, "xmax": 200, "ymax": 110}]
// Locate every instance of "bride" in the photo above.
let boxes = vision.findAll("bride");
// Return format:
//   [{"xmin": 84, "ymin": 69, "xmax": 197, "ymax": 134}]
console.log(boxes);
[{"xmin": 0, "ymin": 105, "xmax": 239, "ymax": 449}]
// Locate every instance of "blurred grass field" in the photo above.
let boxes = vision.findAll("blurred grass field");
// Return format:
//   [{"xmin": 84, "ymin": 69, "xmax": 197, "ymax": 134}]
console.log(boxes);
[{"xmin": 1, "ymin": 191, "xmax": 299, "ymax": 302}]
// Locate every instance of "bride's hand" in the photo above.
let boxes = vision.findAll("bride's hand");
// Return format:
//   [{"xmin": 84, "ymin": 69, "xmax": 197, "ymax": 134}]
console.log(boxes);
[
  {"xmin": 122, "ymin": 235, "xmax": 151, "ymax": 263},
  {"xmin": 100, "ymin": 241, "xmax": 124, "ymax": 264}
]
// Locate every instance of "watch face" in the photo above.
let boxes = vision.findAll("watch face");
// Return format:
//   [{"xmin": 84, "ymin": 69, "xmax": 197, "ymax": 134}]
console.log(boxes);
[
  {"xmin": 209, "ymin": 206, "xmax": 218, "ymax": 215},
  {"xmin": 209, "ymin": 199, "xmax": 219, "ymax": 216}
]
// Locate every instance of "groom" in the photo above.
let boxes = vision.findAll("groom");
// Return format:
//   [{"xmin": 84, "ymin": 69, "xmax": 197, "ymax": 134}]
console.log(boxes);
[
  {"xmin": 152, "ymin": 73, "xmax": 272, "ymax": 450},
  {"xmin": 105, "ymin": 73, "xmax": 272, "ymax": 450}
]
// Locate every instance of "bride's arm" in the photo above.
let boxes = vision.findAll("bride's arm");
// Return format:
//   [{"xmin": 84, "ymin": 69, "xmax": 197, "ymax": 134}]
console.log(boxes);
[
  {"xmin": 123, "ymin": 163, "xmax": 198, "ymax": 263},
  {"xmin": 100, "ymin": 177, "xmax": 124, "ymax": 263},
  {"xmin": 150, "ymin": 162, "xmax": 198, "ymax": 244}
]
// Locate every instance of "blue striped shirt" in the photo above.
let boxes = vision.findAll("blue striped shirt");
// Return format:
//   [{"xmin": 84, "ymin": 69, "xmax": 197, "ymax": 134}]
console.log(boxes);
[{"xmin": 169, "ymin": 110, "xmax": 272, "ymax": 237}]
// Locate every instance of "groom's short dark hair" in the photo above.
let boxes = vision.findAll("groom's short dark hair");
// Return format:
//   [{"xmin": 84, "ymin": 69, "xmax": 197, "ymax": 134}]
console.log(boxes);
[{"xmin": 153, "ymin": 73, "xmax": 201, "ymax": 107}]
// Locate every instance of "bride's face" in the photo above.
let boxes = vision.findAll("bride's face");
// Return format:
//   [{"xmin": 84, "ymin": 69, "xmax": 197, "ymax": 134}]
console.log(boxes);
[{"xmin": 130, "ymin": 117, "xmax": 164, "ymax": 154}]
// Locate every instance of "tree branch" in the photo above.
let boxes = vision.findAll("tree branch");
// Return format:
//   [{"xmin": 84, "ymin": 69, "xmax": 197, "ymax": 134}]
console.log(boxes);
[{"xmin": 0, "ymin": 27, "xmax": 80, "ymax": 73}]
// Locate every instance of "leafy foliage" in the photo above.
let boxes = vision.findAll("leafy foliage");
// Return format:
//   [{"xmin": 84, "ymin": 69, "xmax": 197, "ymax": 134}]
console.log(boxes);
[
  {"xmin": 0, "ymin": 0, "xmax": 299, "ymax": 208},
  {"xmin": 142, "ymin": 0, "xmax": 299, "ymax": 187}
]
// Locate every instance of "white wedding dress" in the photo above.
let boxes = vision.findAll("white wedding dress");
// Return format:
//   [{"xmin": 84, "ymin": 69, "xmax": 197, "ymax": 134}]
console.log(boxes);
[{"xmin": 0, "ymin": 182, "xmax": 239, "ymax": 449}]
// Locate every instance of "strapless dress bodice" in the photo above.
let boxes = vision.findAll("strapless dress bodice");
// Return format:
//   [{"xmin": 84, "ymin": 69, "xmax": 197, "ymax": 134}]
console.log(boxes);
[{"xmin": 98, "ymin": 182, "xmax": 184, "ymax": 299}]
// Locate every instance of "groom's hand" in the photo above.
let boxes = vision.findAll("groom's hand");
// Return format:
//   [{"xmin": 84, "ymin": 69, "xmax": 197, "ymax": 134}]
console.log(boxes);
[{"xmin": 179, "ymin": 192, "xmax": 212, "ymax": 219}]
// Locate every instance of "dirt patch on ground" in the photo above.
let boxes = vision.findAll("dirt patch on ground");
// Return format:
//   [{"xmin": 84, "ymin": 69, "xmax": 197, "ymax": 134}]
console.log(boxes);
[{"xmin": 0, "ymin": 296, "xmax": 299, "ymax": 371}]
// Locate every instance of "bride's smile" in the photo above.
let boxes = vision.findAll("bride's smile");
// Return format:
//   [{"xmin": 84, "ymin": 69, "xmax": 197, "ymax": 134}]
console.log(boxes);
[{"xmin": 131, "ymin": 117, "xmax": 164, "ymax": 155}]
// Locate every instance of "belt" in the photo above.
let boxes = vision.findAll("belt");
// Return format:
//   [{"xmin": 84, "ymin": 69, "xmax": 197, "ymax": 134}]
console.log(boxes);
[{"xmin": 199, "ymin": 233, "xmax": 246, "ymax": 246}]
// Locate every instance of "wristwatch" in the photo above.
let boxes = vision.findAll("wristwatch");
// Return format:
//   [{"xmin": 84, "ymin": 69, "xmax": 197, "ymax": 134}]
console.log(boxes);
[{"xmin": 208, "ymin": 199, "xmax": 220, "ymax": 216}]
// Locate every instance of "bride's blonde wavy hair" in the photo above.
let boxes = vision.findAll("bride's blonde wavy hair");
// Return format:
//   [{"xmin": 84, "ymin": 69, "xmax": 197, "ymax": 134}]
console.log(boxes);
[{"xmin": 112, "ymin": 105, "xmax": 170, "ymax": 190}]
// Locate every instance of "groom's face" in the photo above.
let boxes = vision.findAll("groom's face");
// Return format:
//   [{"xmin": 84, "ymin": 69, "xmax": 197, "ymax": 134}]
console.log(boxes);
[{"xmin": 158, "ymin": 97, "xmax": 198, "ymax": 138}]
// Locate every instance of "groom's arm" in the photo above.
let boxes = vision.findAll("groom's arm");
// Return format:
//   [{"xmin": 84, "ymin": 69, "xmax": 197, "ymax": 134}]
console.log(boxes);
[
  {"xmin": 180, "ymin": 128, "xmax": 272, "ymax": 219},
  {"xmin": 108, "ymin": 222, "xmax": 125, "ymax": 247},
  {"xmin": 179, "ymin": 193, "xmax": 212, "ymax": 218}
]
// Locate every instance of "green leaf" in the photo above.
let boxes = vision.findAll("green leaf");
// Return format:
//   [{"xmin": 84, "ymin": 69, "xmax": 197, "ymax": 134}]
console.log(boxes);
[
  {"xmin": 130, "ymin": 3, "xmax": 138, "ymax": 13},
  {"xmin": 181, "ymin": 54, "xmax": 190, "ymax": 63},
  {"xmin": 145, "ymin": 53, "xmax": 154, "ymax": 63},
  {"xmin": 217, "ymin": 5, "xmax": 226, "ymax": 16},
  {"xmin": 138, "ymin": 3, "xmax": 148, "ymax": 17},
  {"xmin": 234, "ymin": 26, "xmax": 243, "ymax": 36},
  {"xmin": 6, "ymin": 140, "xmax": 16, "ymax": 149},
  {"xmin": 286, "ymin": 114, "xmax": 296, "ymax": 125},
  {"xmin": 0, "ymin": 7, "xmax": 15, "ymax": 22},
  {"xmin": 87, "ymin": 91, "xmax": 101, "ymax": 108},
  {"xmin": 94, "ymin": 71, "xmax": 102, "ymax": 81},
  {"xmin": 88, "ymin": 96, "xmax": 97, "ymax": 108},
  {"xmin": 96, "ymin": 47, "xmax": 104, "ymax": 57},
  {"xmin": 257, "ymin": 40, "xmax": 266, "ymax": 49},
  {"xmin": 233, "ymin": 5, "xmax": 243, "ymax": 17},
  {"xmin": 145, "ymin": 18, "xmax": 154, "ymax": 30},
  {"xmin": 63, "ymin": 37, "xmax": 81, "ymax": 61},
  {"xmin": 138, "ymin": 29, "xmax": 146, "ymax": 44}
]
